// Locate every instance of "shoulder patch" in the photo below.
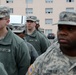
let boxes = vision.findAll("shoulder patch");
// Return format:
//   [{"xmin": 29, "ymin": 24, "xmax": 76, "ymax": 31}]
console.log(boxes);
[{"xmin": 28, "ymin": 65, "xmax": 34, "ymax": 75}]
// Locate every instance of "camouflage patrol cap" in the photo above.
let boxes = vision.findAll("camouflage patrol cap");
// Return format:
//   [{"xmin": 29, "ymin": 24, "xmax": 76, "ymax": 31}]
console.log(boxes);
[
  {"xmin": 12, "ymin": 30, "xmax": 24, "ymax": 33},
  {"xmin": 0, "ymin": 5, "xmax": 10, "ymax": 18},
  {"xmin": 36, "ymin": 19, "xmax": 40, "ymax": 24},
  {"xmin": 26, "ymin": 16, "xmax": 37, "ymax": 22},
  {"xmin": 12, "ymin": 24, "xmax": 25, "ymax": 33},
  {"xmin": 54, "ymin": 11, "xmax": 76, "ymax": 25}
]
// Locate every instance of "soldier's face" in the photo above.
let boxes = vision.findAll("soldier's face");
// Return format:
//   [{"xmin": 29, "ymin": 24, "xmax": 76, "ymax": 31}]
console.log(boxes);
[
  {"xmin": 26, "ymin": 20, "xmax": 36, "ymax": 30},
  {"xmin": 57, "ymin": 24, "xmax": 76, "ymax": 49},
  {"xmin": 0, "ymin": 17, "xmax": 10, "ymax": 30}
]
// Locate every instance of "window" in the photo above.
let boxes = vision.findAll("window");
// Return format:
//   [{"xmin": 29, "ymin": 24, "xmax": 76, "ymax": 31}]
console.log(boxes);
[
  {"xmin": 45, "ymin": 29, "xmax": 52, "ymax": 36},
  {"xmin": 26, "ymin": 0, "xmax": 33, "ymax": 3},
  {"xmin": 66, "ymin": 0, "xmax": 74, "ymax": 2},
  {"xmin": 45, "ymin": 8, "xmax": 53, "ymax": 14},
  {"xmin": 10, "ymin": 8, "xmax": 13, "ymax": 13},
  {"xmin": 45, "ymin": 0, "xmax": 53, "ymax": 3},
  {"xmin": 26, "ymin": 8, "xmax": 33, "ymax": 14},
  {"xmin": 45, "ymin": 19, "xmax": 53, "ymax": 24},
  {"xmin": 6, "ymin": 0, "xmax": 13, "ymax": 3},
  {"xmin": 66, "ymin": 8, "xmax": 74, "ymax": 12}
]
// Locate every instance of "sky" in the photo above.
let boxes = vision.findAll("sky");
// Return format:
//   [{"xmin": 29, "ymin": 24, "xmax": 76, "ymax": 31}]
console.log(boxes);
[{"xmin": 9, "ymin": 15, "xmax": 26, "ymax": 25}]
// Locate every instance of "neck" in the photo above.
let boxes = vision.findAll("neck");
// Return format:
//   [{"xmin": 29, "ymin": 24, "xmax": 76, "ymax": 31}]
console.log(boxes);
[
  {"xmin": 27, "ymin": 28, "xmax": 36, "ymax": 35},
  {"xmin": 60, "ymin": 47, "xmax": 76, "ymax": 57},
  {"xmin": 0, "ymin": 27, "xmax": 8, "ymax": 39}
]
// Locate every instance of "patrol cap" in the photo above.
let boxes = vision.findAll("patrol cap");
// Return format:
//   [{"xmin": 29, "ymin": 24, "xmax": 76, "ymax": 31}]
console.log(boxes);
[
  {"xmin": 36, "ymin": 19, "xmax": 40, "ymax": 24},
  {"xmin": 0, "ymin": 5, "xmax": 10, "ymax": 18},
  {"xmin": 54, "ymin": 11, "xmax": 76, "ymax": 25},
  {"xmin": 12, "ymin": 30, "xmax": 24, "ymax": 33},
  {"xmin": 26, "ymin": 16, "xmax": 37, "ymax": 22}
]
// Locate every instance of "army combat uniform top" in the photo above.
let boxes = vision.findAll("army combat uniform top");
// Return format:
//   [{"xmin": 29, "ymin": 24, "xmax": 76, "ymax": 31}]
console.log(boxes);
[
  {"xmin": 27, "ymin": 41, "xmax": 76, "ymax": 75},
  {"xmin": 0, "ymin": 28, "xmax": 30, "ymax": 75},
  {"xmin": 0, "ymin": 62, "xmax": 8, "ymax": 75},
  {"xmin": 25, "ymin": 30, "xmax": 50, "ymax": 55},
  {"xmin": 25, "ymin": 40, "xmax": 39, "ymax": 64},
  {"xmin": 37, "ymin": 29, "xmax": 51, "ymax": 46}
]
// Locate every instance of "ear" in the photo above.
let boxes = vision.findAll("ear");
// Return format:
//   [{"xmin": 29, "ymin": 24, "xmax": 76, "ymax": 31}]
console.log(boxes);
[
  {"xmin": 7, "ymin": 19, "xmax": 10, "ymax": 23},
  {"xmin": 6, "ymin": 19, "xmax": 10, "ymax": 26},
  {"xmin": 34, "ymin": 22, "xmax": 36, "ymax": 26}
]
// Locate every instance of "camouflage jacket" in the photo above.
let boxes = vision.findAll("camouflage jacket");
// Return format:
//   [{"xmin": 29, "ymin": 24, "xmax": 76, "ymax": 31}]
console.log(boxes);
[{"xmin": 26, "ymin": 41, "xmax": 76, "ymax": 75}]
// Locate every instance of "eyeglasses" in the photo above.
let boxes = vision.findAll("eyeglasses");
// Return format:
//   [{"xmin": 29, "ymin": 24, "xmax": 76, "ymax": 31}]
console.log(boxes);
[
  {"xmin": 0, "ymin": 18, "xmax": 4, "ymax": 20},
  {"xmin": 27, "ymin": 20, "xmax": 34, "ymax": 23},
  {"xmin": 0, "ymin": 17, "xmax": 7, "ymax": 20}
]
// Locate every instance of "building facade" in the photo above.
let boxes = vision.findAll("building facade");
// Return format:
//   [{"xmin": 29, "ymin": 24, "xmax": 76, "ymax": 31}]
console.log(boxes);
[{"xmin": 0, "ymin": 0, "xmax": 76, "ymax": 36}]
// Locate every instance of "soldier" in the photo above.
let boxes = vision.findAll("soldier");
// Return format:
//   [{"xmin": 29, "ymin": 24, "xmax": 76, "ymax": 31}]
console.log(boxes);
[
  {"xmin": 12, "ymin": 29, "xmax": 39, "ymax": 64},
  {"xmin": 24, "ymin": 16, "xmax": 50, "ymax": 55},
  {"xmin": 35, "ymin": 19, "xmax": 40, "ymax": 31},
  {"xmin": 0, "ymin": 5, "xmax": 30, "ymax": 75},
  {"xmin": 26, "ymin": 11, "xmax": 76, "ymax": 75}
]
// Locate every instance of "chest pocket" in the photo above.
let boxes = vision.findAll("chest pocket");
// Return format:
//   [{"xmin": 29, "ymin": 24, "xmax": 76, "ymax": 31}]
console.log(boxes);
[
  {"xmin": 28, "ymin": 39, "xmax": 38, "ymax": 42},
  {"xmin": 27, "ymin": 36, "xmax": 40, "ymax": 46},
  {"xmin": 0, "ymin": 46, "xmax": 12, "ymax": 68}
]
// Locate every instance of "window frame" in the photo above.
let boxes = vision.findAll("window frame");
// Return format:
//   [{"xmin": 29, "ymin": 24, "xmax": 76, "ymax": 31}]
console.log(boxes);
[
  {"xmin": 26, "ymin": 0, "xmax": 33, "ymax": 3},
  {"xmin": 45, "ymin": 0, "xmax": 53, "ymax": 3},
  {"xmin": 66, "ymin": 7, "xmax": 74, "ymax": 12},
  {"xmin": 10, "ymin": 8, "xmax": 13, "ymax": 13},
  {"xmin": 45, "ymin": 19, "xmax": 53, "ymax": 24},
  {"xmin": 66, "ymin": 0, "xmax": 74, "ymax": 2},
  {"xmin": 6, "ymin": 0, "xmax": 13, "ymax": 3},
  {"xmin": 45, "ymin": 8, "xmax": 53, "ymax": 14},
  {"xmin": 26, "ymin": 8, "xmax": 33, "ymax": 14},
  {"xmin": 45, "ymin": 29, "xmax": 52, "ymax": 36}
]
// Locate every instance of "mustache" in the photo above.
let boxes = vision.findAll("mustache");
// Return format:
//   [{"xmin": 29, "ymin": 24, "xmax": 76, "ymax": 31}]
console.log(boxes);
[{"xmin": 58, "ymin": 36, "xmax": 68, "ymax": 41}]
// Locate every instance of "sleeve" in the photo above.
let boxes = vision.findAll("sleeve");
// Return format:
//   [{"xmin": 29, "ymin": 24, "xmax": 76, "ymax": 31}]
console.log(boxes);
[
  {"xmin": 40, "ymin": 35, "xmax": 50, "ymax": 53},
  {"xmin": 30, "ymin": 44, "xmax": 39, "ymax": 64},
  {"xmin": 0, "ymin": 62, "xmax": 8, "ymax": 75},
  {"xmin": 26, "ymin": 53, "xmax": 45, "ymax": 75},
  {"xmin": 16, "ymin": 41, "xmax": 31, "ymax": 75}
]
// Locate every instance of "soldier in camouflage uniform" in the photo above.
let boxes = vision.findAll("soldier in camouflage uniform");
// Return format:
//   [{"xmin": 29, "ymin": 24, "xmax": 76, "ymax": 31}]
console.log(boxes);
[
  {"xmin": 26, "ymin": 11, "xmax": 76, "ymax": 75},
  {"xmin": 24, "ymin": 16, "xmax": 51, "ymax": 55}
]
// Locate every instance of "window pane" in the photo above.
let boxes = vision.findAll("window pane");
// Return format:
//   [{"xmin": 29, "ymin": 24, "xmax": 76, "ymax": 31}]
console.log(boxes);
[
  {"xmin": 66, "ymin": 0, "xmax": 74, "ymax": 2},
  {"xmin": 26, "ymin": 0, "xmax": 33, "ymax": 3},
  {"xmin": 45, "ymin": 0, "xmax": 53, "ymax": 3},
  {"xmin": 45, "ymin": 8, "xmax": 53, "ymax": 14},
  {"xmin": 66, "ymin": 8, "xmax": 74, "ymax": 12},
  {"xmin": 45, "ymin": 19, "xmax": 53, "ymax": 24},
  {"xmin": 10, "ymin": 8, "xmax": 13, "ymax": 13},
  {"xmin": 26, "ymin": 8, "xmax": 33, "ymax": 14},
  {"xmin": 45, "ymin": 29, "xmax": 52, "ymax": 35},
  {"xmin": 6, "ymin": 0, "xmax": 13, "ymax": 3}
]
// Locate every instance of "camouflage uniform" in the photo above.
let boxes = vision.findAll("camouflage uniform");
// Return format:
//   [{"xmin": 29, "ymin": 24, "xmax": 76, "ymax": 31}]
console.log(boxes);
[
  {"xmin": 26, "ymin": 11, "xmax": 76, "ymax": 75},
  {"xmin": 27, "ymin": 41, "xmax": 76, "ymax": 75}
]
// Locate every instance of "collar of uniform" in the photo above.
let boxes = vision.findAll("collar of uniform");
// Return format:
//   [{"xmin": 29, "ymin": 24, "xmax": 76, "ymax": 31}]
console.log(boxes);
[
  {"xmin": 27, "ymin": 30, "xmax": 37, "ymax": 38},
  {"xmin": 0, "ymin": 28, "xmax": 12, "ymax": 45},
  {"xmin": 68, "ymin": 57, "xmax": 76, "ymax": 71}
]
